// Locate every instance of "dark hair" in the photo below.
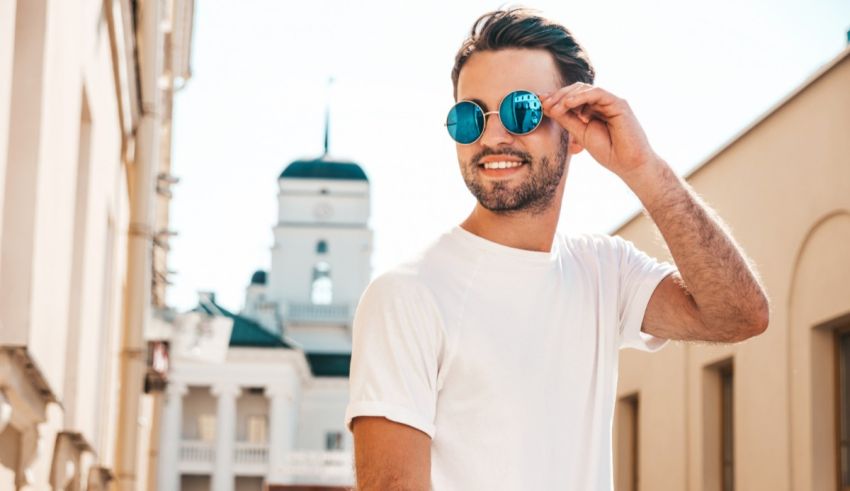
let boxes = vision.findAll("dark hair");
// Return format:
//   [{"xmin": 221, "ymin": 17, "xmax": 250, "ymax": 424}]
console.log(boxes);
[{"xmin": 451, "ymin": 7, "xmax": 595, "ymax": 99}]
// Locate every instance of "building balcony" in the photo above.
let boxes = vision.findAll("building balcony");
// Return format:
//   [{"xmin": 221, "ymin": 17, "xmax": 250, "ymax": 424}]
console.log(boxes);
[
  {"xmin": 233, "ymin": 442, "xmax": 269, "ymax": 476},
  {"xmin": 285, "ymin": 302, "xmax": 350, "ymax": 325},
  {"xmin": 178, "ymin": 441, "xmax": 269, "ymax": 475},
  {"xmin": 274, "ymin": 451, "xmax": 354, "ymax": 487},
  {"xmin": 178, "ymin": 441, "xmax": 352, "ymax": 485},
  {"xmin": 178, "ymin": 440, "xmax": 354, "ymax": 486},
  {"xmin": 179, "ymin": 440, "xmax": 216, "ymax": 474}
]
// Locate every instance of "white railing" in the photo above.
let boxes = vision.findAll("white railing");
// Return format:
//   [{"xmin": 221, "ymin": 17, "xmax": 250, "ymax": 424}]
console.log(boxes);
[
  {"xmin": 286, "ymin": 303, "xmax": 350, "ymax": 323},
  {"xmin": 234, "ymin": 442, "xmax": 269, "ymax": 464},
  {"xmin": 179, "ymin": 440, "xmax": 215, "ymax": 463},
  {"xmin": 279, "ymin": 450, "xmax": 354, "ymax": 484}
]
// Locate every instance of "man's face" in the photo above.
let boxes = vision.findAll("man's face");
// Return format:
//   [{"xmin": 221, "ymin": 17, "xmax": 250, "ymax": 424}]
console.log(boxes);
[{"xmin": 455, "ymin": 48, "xmax": 582, "ymax": 215}]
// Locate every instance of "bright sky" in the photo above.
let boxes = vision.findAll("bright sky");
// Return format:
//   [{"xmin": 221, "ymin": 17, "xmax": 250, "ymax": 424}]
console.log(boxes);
[{"xmin": 167, "ymin": 0, "xmax": 850, "ymax": 312}]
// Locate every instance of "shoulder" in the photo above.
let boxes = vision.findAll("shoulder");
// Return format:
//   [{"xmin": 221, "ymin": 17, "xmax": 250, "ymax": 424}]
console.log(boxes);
[
  {"xmin": 365, "ymin": 228, "xmax": 464, "ymax": 295},
  {"xmin": 557, "ymin": 231, "xmax": 631, "ymax": 257},
  {"xmin": 360, "ymin": 256, "xmax": 444, "ymax": 315},
  {"xmin": 364, "ymin": 264, "xmax": 428, "ymax": 299},
  {"xmin": 355, "ymin": 265, "xmax": 447, "ymax": 341}
]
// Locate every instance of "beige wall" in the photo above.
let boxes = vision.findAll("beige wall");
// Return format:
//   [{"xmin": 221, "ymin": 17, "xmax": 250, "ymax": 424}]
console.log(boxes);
[
  {"xmin": 0, "ymin": 0, "xmax": 129, "ymax": 487},
  {"xmin": 0, "ymin": 0, "xmax": 15, "ymax": 239},
  {"xmin": 0, "ymin": 0, "xmax": 193, "ymax": 488},
  {"xmin": 612, "ymin": 48, "xmax": 850, "ymax": 491}
]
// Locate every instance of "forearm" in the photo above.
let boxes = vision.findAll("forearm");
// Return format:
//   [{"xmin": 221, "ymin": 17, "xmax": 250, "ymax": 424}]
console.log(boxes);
[{"xmin": 621, "ymin": 158, "xmax": 770, "ymax": 340}]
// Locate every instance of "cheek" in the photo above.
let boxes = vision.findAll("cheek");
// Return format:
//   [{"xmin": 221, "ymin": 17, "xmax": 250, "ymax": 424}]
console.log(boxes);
[
  {"xmin": 522, "ymin": 122, "xmax": 563, "ymax": 156},
  {"xmin": 456, "ymin": 145, "xmax": 476, "ymax": 165},
  {"xmin": 541, "ymin": 118, "xmax": 566, "ymax": 140}
]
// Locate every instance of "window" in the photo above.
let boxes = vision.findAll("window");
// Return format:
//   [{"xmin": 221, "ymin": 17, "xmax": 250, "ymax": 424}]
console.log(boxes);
[
  {"xmin": 720, "ymin": 365, "xmax": 734, "ymax": 491},
  {"xmin": 311, "ymin": 261, "xmax": 332, "ymax": 305},
  {"xmin": 247, "ymin": 415, "xmax": 268, "ymax": 444},
  {"xmin": 838, "ymin": 329, "xmax": 850, "ymax": 488},
  {"xmin": 325, "ymin": 430, "xmax": 343, "ymax": 451},
  {"xmin": 703, "ymin": 359, "xmax": 734, "ymax": 491},
  {"xmin": 614, "ymin": 394, "xmax": 638, "ymax": 491},
  {"xmin": 316, "ymin": 239, "xmax": 328, "ymax": 254},
  {"xmin": 198, "ymin": 414, "xmax": 216, "ymax": 442}
]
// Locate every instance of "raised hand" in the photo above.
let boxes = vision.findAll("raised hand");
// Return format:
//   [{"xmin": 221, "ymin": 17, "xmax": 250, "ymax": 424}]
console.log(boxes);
[{"xmin": 541, "ymin": 82, "xmax": 661, "ymax": 179}]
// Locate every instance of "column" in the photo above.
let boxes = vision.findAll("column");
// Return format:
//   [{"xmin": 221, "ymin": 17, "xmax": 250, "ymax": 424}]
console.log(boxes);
[
  {"xmin": 212, "ymin": 383, "xmax": 239, "ymax": 491},
  {"xmin": 157, "ymin": 382, "xmax": 186, "ymax": 491},
  {"xmin": 267, "ymin": 378, "xmax": 299, "ymax": 484}
]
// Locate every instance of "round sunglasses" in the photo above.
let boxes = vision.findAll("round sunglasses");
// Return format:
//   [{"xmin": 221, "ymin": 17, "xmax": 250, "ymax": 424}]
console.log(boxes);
[{"xmin": 445, "ymin": 90, "xmax": 543, "ymax": 145}]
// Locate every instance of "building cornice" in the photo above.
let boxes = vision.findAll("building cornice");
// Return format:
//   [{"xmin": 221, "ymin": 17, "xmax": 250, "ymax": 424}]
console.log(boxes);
[
  {"xmin": 611, "ymin": 45, "xmax": 850, "ymax": 236},
  {"xmin": 0, "ymin": 347, "xmax": 58, "ymax": 428}
]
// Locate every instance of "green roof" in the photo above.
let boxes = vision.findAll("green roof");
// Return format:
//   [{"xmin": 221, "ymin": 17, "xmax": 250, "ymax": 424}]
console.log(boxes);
[
  {"xmin": 193, "ymin": 297, "xmax": 291, "ymax": 349},
  {"xmin": 279, "ymin": 157, "xmax": 368, "ymax": 181},
  {"xmin": 191, "ymin": 295, "xmax": 352, "ymax": 378},
  {"xmin": 305, "ymin": 352, "xmax": 351, "ymax": 377}
]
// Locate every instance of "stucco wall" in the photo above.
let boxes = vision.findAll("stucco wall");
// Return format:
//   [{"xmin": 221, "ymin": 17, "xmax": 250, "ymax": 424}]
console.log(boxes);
[
  {"xmin": 614, "ymin": 49, "xmax": 850, "ymax": 491},
  {"xmin": 0, "ymin": 0, "xmax": 135, "ymax": 487},
  {"xmin": 296, "ymin": 379, "xmax": 352, "ymax": 452}
]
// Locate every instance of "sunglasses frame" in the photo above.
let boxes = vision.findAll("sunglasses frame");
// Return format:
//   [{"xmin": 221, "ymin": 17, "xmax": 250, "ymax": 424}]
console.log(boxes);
[{"xmin": 445, "ymin": 90, "xmax": 544, "ymax": 145}]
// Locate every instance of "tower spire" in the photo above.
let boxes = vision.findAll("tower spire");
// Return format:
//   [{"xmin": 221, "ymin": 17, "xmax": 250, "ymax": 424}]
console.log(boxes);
[{"xmin": 323, "ymin": 77, "xmax": 334, "ymax": 158}]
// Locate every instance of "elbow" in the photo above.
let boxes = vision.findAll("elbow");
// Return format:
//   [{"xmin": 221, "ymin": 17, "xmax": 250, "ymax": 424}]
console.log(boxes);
[
  {"xmin": 752, "ymin": 292, "xmax": 771, "ymax": 336},
  {"xmin": 742, "ymin": 314, "xmax": 768, "ymax": 341},
  {"xmin": 737, "ymin": 294, "xmax": 771, "ymax": 341}
]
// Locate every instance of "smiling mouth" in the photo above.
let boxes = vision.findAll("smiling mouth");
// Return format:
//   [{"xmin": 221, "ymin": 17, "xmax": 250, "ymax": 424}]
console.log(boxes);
[{"xmin": 479, "ymin": 160, "xmax": 526, "ymax": 170}]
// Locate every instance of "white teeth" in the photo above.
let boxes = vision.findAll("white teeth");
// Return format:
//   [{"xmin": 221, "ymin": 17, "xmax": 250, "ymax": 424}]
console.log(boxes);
[{"xmin": 482, "ymin": 161, "xmax": 524, "ymax": 170}]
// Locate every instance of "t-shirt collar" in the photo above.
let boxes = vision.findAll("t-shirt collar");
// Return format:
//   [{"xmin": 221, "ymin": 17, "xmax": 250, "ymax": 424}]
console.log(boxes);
[{"xmin": 452, "ymin": 225, "xmax": 560, "ymax": 264}]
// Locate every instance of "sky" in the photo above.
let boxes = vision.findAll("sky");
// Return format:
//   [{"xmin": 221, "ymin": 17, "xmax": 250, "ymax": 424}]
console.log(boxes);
[{"xmin": 167, "ymin": 0, "xmax": 850, "ymax": 312}]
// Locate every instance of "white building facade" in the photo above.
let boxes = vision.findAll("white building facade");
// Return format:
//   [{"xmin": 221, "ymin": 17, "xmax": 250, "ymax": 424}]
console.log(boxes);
[
  {"xmin": 0, "ymin": 0, "xmax": 195, "ymax": 490},
  {"xmin": 160, "ymin": 157, "xmax": 371, "ymax": 491},
  {"xmin": 264, "ymin": 158, "xmax": 373, "ymax": 353}
]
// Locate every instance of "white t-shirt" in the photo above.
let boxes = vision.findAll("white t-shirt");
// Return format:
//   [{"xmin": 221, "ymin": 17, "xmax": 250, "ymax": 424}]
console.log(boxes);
[{"xmin": 345, "ymin": 226, "xmax": 677, "ymax": 490}]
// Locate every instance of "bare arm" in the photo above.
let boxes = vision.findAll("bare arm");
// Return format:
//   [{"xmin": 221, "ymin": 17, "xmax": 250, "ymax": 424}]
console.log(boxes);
[
  {"xmin": 351, "ymin": 416, "xmax": 431, "ymax": 491},
  {"xmin": 622, "ymin": 158, "xmax": 770, "ymax": 342},
  {"xmin": 542, "ymin": 83, "xmax": 770, "ymax": 343}
]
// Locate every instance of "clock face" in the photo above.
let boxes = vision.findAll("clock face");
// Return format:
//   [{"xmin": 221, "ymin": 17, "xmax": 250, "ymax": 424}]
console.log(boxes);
[{"xmin": 313, "ymin": 202, "xmax": 334, "ymax": 220}]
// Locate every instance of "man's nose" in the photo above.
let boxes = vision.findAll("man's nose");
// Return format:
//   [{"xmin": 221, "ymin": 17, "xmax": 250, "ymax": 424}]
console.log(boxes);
[{"xmin": 478, "ymin": 111, "xmax": 515, "ymax": 147}]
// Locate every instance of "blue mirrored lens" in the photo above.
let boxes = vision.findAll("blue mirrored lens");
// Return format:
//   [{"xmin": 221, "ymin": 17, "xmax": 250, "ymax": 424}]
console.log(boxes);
[
  {"xmin": 446, "ymin": 101, "xmax": 485, "ymax": 144},
  {"xmin": 499, "ymin": 90, "xmax": 542, "ymax": 135}
]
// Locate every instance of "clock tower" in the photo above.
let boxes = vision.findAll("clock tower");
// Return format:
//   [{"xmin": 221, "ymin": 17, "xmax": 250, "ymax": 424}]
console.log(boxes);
[{"xmin": 262, "ymin": 155, "xmax": 372, "ymax": 353}]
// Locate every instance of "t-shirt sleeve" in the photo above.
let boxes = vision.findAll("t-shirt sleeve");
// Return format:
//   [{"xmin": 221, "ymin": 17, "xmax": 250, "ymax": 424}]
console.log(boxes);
[
  {"xmin": 344, "ymin": 271, "xmax": 445, "ymax": 439},
  {"xmin": 613, "ymin": 235, "xmax": 678, "ymax": 352}
]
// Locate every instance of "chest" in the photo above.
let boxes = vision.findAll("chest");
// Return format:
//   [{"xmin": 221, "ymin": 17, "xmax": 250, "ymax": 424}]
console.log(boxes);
[{"xmin": 441, "ymin": 266, "xmax": 615, "ymax": 399}]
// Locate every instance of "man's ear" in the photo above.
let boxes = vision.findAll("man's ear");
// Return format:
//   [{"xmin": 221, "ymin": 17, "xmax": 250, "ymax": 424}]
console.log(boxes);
[
  {"xmin": 566, "ymin": 131, "xmax": 584, "ymax": 155},
  {"xmin": 568, "ymin": 139, "xmax": 584, "ymax": 155}
]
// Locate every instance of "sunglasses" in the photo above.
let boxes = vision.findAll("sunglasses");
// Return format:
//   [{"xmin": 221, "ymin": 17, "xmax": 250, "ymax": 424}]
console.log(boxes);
[{"xmin": 445, "ymin": 90, "xmax": 544, "ymax": 145}]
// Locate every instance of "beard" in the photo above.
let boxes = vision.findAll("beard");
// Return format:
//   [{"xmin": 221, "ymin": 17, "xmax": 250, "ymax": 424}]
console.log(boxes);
[{"xmin": 460, "ymin": 131, "xmax": 570, "ymax": 216}]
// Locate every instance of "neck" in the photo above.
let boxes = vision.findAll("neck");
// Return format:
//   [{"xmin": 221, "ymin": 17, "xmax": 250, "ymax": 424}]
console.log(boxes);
[{"xmin": 460, "ymin": 178, "xmax": 566, "ymax": 252}]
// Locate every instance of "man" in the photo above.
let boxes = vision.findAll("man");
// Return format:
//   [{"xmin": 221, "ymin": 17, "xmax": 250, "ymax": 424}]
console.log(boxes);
[{"xmin": 345, "ymin": 8, "xmax": 769, "ymax": 490}]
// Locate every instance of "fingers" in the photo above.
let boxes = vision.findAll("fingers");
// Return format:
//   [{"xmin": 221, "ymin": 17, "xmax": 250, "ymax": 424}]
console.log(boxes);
[
  {"xmin": 542, "ymin": 83, "xmax": 622, "ymax": 121},
  {"xmin": 541, "ymin": 83, "xmax": 595, "ymax": 126},
  {"xmin": 540, "ymin": 82, "xmax": 591, "ymax": 104},
  {"xmin": 544, "ymin": 101, "xmax": 589, "ymax": 143}
]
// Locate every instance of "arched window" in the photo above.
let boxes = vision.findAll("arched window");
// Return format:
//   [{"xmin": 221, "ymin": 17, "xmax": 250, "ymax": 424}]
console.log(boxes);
[
  {"xmin": 311, "ymin": 261, "xmax": 332, "ymax": 305},
  {"xmin": 316, "ymin": 239, "xmax": 328, "ymax": 254}
]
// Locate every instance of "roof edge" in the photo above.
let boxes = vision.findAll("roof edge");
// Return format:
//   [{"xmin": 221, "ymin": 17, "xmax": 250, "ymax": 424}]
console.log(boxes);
[{"xmin": 611, "ymin": 45, "xmax": 850, "ymax": 236}]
